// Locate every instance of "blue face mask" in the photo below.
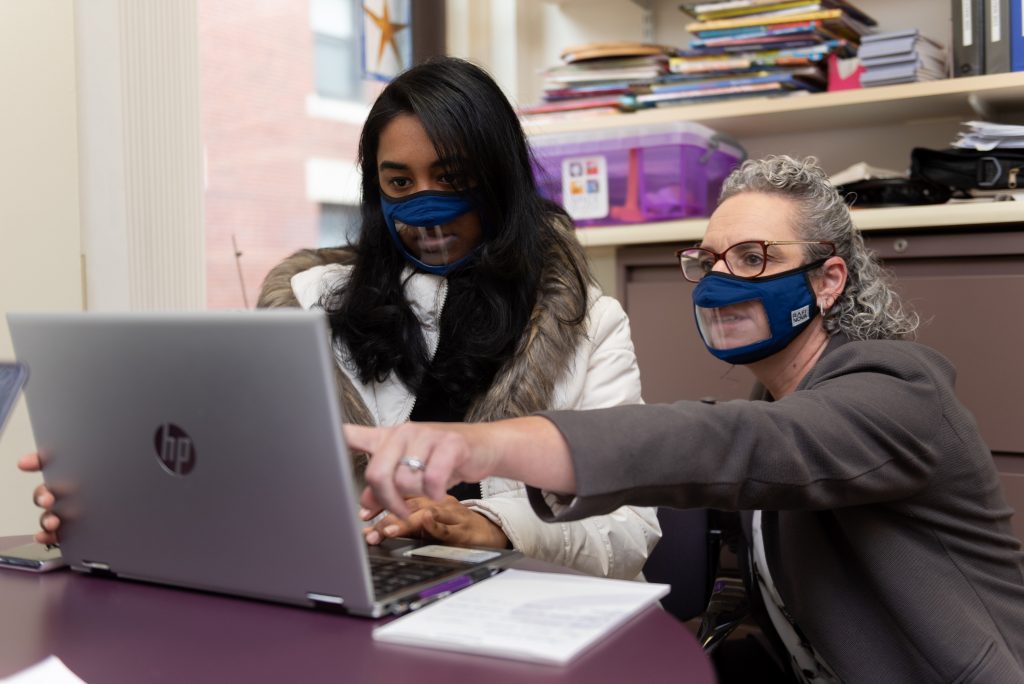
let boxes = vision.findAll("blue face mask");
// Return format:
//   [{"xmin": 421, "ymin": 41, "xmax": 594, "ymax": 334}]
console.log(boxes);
[
  {"xmin": 691, "ymin": 261, "xmax": 823, "ymax": 365},
  {"xmin": 379, "ymin": 190, "xmax": 479, "ymax": 276}
]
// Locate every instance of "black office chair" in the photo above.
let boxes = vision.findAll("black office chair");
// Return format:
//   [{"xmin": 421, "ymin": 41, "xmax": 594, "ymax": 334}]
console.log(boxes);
[{"xmin": 643, "ymin": 507, "xmax": 748, "ymax": 652}]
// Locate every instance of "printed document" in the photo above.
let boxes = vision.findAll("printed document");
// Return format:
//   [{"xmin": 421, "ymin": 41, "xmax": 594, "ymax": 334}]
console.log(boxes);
[
  {"xmin": 372, "ymin": 569, "xmax": 670, "ymax": 665},
  {"xmin": 0, "ymin": 656, "xmax": 86, "ymax": 684}
]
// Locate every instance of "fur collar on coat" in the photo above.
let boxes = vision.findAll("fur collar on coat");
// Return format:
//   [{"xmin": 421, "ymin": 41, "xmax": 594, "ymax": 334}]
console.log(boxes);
[{"xmin": 256, "ymin": 223, "xmax": 595, "ymax": 470}]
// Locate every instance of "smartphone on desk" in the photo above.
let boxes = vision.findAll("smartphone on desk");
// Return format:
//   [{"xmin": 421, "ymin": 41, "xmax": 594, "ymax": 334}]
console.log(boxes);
[
  {"xmin": 0, "ymin": 543, "xmax": 65, "ymax": 573},
  {"xmin": 0, "ymin": 361, "xmax": 28, "ymax": 435}
]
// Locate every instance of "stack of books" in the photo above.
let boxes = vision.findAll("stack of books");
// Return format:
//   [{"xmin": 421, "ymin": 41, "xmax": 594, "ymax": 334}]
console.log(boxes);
[
  {"xmin": 651, "ymin": 0, "xmax": 875, "ymax": 108},
  {"xmin": 858, "ymin": 29, "xmax": 948, "ymax": 87},
  {"xmin": 520, "ymin": 43, "xmax": 672, "ymax": 120}
]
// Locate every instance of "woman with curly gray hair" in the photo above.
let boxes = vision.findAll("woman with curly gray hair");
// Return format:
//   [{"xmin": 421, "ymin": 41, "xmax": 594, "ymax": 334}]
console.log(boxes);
[
  {"xmin": 718, "ymin": 155, "xmax": 918, "ymax": 342},
  {"xmin": 349, "ymin": 155, "xmax": 1024, "ymax": 682}
]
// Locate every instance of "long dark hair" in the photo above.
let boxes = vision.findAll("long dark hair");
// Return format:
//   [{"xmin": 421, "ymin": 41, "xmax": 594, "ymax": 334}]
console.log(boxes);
[{"xmin": 324, "ymin": 57, "xmax": 583, "ymax": 408}]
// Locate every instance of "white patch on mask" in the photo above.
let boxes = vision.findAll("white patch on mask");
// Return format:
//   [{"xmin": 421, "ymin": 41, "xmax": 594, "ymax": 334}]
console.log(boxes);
[{"xmin": 791, "ymin": 305, "xmax": 810, "ymax": 327}]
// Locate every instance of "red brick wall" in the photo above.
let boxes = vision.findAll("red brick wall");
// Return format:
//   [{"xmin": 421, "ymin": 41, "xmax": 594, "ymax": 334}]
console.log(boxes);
[{"xmin": 198, "ymin": 0, "xmax": 363, "ymax": 309}]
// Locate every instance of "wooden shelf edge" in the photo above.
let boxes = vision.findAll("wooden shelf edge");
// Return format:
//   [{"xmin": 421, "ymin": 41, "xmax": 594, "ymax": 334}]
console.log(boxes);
[
  {"xmin": 575, "ymin": 202, "xmax": 1024, "ymax": 248},
  {"xmin": 851, "ymin": 202, "xmax": 1024, "ymax": 230},
  {"xmin": 575, "ymin": 220, "xmax": 704, "ymax": 247},
  {"xmin": 524, "ymin": 72, "xmax": 1024, "ymax": 137}
]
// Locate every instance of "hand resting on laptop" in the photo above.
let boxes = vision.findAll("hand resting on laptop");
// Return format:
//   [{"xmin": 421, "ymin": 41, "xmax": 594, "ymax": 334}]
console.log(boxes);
[{"xmin": 362, "ymin": 495, "xmax": 509, "ymax": 549}]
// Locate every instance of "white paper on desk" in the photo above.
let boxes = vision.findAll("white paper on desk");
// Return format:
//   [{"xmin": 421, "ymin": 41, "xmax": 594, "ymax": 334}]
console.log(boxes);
[
  {"xmin": 372, "ymin": 569, "xmax": 670, "ymax": 666},
  {"xmin": 0, "ymin": 656, "xmax": 86, "ymax": 683}
]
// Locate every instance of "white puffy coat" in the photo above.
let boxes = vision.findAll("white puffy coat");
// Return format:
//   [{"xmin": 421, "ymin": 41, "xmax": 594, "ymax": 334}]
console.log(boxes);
[{"xmin": 289, "ymin": 262, "xmax": 661, "ymax": 580}]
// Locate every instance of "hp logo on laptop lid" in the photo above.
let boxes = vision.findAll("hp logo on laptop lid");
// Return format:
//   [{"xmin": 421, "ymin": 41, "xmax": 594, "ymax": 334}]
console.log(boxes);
[{"xmin": 154, "ymin": 423, "xmax": 197, "ymax": 476}]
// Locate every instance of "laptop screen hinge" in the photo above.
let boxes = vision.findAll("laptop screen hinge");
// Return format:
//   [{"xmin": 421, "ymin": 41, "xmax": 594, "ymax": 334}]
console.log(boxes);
[
  {"xmin": 306, "ymin": 592, "xmax": 345, "ymax": 608},
  {"xmin": 81, "ymin": 560, "xmax": 116, "ymax": 577}
]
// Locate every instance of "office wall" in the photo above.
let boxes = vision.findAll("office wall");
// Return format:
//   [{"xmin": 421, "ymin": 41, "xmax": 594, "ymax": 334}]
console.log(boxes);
[{"xmin": 0, "ymin": 2, "xmax": 83, "ymax": 536}]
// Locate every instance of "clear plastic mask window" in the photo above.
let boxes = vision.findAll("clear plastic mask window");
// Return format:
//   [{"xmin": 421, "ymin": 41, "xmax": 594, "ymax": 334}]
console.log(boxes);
[
  {"xmin": 695, "ymin": 298, "xmax": 771, "ymax": 350},
  {"xmin": 396, "ymin": 222, "xmax": 452, "ymax": 266}
]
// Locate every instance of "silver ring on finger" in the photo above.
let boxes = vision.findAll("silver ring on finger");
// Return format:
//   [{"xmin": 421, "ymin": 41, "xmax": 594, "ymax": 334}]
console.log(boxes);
[{"xmin": 399, "ymin": 456, "xmax": 426, "ymax": 472}]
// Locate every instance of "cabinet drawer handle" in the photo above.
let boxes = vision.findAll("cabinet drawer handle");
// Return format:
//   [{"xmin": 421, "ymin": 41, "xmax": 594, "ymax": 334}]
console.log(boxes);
[{"xmin": 893, "ymin": 238, "xmax": 909, "ymax": 253}]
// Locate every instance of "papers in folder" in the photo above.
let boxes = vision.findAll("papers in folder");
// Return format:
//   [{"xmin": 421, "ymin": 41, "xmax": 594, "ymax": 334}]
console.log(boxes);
[
  {"xmin": 372, "ymin": 569, "xmax": 670, "ymax": 665},
  {"xmin": 953, "ymin": 121, "xmax": 1024, "ymax": 151}
]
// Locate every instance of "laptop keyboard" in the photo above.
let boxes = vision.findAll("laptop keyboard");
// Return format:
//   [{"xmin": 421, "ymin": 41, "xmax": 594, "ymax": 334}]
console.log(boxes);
[{"xmin": 369, "ymin": 556, "xmax": 453, "ymax": 597}]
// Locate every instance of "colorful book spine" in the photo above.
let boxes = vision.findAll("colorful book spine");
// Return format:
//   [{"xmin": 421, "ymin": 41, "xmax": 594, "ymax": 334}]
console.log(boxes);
[
  {"xmin": 632, "ymin": 82, "xmax": 788, "ymax": 105},
  {"xmin": 676, "ymin": 39, "xmax": 845, "ymax": 61},
  {"xmin": 682, "ymin": 0, "xmax": 875, "ymax": 25},
  {"xmin": 695, "ymin": 37, "xmax": 827, "ymax": 53},
  {"xmin": 686, "ymin": 8, "xmax": 843, "ymax": 32},
  {"xmin": 649, "ymin": 71, "xmax": 801, "ymax": 93},
  {"xmin": 520, "ymin": 96, "xmax": 623, "ymax": 115},
  {"xmin": 693, "ymin": 19, "xmax": 823, "ymax": 39},
  {"xmin": 696, "ymin": 1, "xmax": 826, "ymax": 21}
]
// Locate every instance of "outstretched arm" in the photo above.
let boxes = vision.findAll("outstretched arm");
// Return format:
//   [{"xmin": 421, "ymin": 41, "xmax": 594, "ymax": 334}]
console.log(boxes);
[{"xmin": 347, "ymin": 416, "xmax": 576, "ymax": 519}]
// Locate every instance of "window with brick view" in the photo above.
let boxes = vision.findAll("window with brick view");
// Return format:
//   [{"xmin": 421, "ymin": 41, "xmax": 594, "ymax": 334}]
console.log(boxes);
[
  {"xmin": 198, "ymin": 0, "xmax": 367, "ymax": 309},
  {"xmin": 312, "ymin": 0, "xmax": 363, "ymax": 101}
]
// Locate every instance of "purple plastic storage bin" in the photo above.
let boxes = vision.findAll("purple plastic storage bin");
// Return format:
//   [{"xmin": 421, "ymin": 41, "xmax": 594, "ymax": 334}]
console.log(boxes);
[{"xmin": 530, "ymin": 121, "xmax": 744, "ymax": 227}]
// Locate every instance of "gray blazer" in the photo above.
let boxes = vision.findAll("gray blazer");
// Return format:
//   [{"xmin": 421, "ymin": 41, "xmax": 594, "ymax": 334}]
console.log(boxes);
[{"xmin": 532, "ymin": 335, "xmax": 1024, "ymax": 682}]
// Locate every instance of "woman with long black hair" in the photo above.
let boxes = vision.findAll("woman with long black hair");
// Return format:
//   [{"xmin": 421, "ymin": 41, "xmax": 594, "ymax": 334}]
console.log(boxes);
[{"xmin": 255, "ymin": 57, "xmax": 660, "ymax": 578}]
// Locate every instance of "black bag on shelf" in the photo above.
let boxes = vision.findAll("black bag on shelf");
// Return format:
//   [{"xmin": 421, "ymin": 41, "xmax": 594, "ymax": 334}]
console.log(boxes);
[
  {"xmin": 836, "ymin": 178, "xmax": 952, "ymax": 207},
  {"xmin": 910, "ymin": 147, "xmax": 1024, "ymax": 191}
]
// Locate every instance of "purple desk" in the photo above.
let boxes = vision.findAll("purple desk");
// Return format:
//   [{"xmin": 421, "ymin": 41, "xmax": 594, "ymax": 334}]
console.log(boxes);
[{"xmin": 0, "ymin": 536, "xmax": 714, "ymax": 684}]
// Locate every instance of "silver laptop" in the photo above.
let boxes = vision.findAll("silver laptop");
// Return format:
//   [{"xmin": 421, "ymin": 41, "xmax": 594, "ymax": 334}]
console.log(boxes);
[{"xmin": 7, "ymin": 310, "xmax": 519, "ymax": 617}]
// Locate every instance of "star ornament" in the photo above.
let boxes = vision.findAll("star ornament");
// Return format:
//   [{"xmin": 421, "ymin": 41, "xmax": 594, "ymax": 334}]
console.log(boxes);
[{"xmin": 364, "ymin": 0, "xmax": 409, "ymax": 71}]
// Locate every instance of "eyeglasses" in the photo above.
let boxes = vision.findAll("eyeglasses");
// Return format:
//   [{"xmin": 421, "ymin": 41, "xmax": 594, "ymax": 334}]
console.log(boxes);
[{"xmin": 675, "ymin": 240, "xmax": 836, "ymax": 283}]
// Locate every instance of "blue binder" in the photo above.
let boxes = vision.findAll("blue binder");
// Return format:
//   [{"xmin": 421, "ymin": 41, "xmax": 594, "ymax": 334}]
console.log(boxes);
[{"xmin": 1012, "ymin": 0, "xmax": 1024, "ymax": 71}]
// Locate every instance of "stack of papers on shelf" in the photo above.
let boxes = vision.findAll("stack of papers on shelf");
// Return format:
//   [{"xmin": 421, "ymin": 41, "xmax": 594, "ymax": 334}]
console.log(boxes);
[
  {"xmin": 858, "ymin": 29, "xmax": 947, "ymax": 87},
  {"xmin": 829, "ymin": 161, "xmax": 906, "ymax": 187},
  {"xmin": 952, "ymin": 121, "xmax": 1024, "ymax": 150},
  {"xmin": 372, "ymin": 569, "xmax": 670, "ymax": 665}
]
